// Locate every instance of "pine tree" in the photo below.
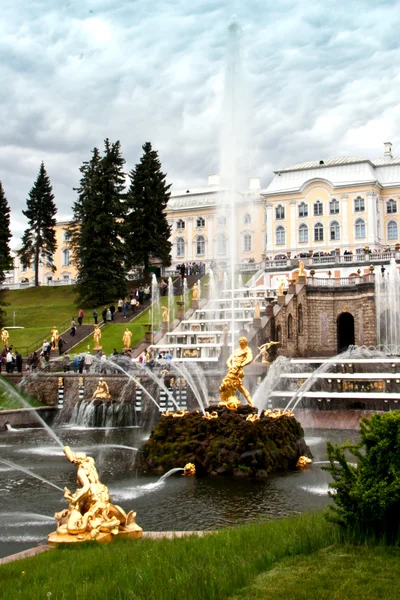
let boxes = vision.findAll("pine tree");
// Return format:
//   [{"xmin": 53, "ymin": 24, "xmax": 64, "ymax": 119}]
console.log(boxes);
[
  {"xmin": 69, "ymin": 140, "xmax": 128, "ymax": 306},
  {"xmin": 18, "ymin": 163, "xmax": 57, "ymax": 287},
  {"xmin": 125, "ymin": 142, "xmax": 172, "ymax": 272},
  {"xmin": 0, "ymin": 182, "xmax": 12, "ymax": 327}
]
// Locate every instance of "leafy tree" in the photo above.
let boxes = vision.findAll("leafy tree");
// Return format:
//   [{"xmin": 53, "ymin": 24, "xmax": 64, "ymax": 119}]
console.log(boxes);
[
  {"xmin": 324, "ymin": 411, "xmax": 400, "ymax": 540},
  {"xmin": 125, "ymin": 142, "xmax": 172, "ymax": 272},
  {"xmin": 18, "ymin": 162, "xmax": 57, "ymax": 287},
  {"xmin": 69, "ymin": 139, "xmax": 127, "ymax": 306},
  {"xmin": 0, "ymin": 181, "xmax": 12, "ymax": 327}
]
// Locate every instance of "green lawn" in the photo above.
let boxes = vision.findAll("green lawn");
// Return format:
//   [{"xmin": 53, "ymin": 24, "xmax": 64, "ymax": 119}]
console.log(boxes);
[
  {"xmin": 0, "ymin": 379, "xmax": 42, "ymax": 410},
  {"xmin": 1, "ymin": 512, "xmax": 399, "ymax": 600}
]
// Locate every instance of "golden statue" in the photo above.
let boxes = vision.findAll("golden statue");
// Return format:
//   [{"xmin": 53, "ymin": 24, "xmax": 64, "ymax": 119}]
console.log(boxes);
[
  {"xmin": 93, "ymin": 324, "xmax": 102, "ymax": 350},
  {"xmin": 162, "ymin": 306, "xmax": 169, "ymax": 323},
  {"xmin": 278, "ymin": 279, "xmax": 285, "ymax": 297},
  {"xmin": 298, "ymin": 260, "xmax": 306, "ymax": 277},
  {"xmin": 296, "ymin": 456, "xmax": 312, "ymax": 468},
  {"xmin": 219, "ymin": 337, "xmax": 253, "ymax": 410},
  {"xmin": 122, "ymin": 328, "xmax": 132, "ymax": 350},
  {"xmin": 254, "ymin": 301, "xmax": 260, "ymax": 319},
  {"xmin": 183, "ymin": 463, "xmax": 196, "ymax": 476},
  {"xmin": 256, "ymin": 341, "xmax": 280, "ymax": 364},
  {"xmin": 48, "ymin": 446, "xmax": 142, "ymax": 546},
  {"xmin": 246, "ymin": 413, "xmax": 259, "ymax": 422},
  {"xmin": 1, "ymin": 328, "xmax": 9, "ymax": 348},
  {"xmin": 172, "ymin": 409, "xmax": 189, "ymax": 418},
  {"xmin": 202, "ymin": 411, "xmax": 218, "ymax": 420},
  {"xmin": 192, "ymin": 283, "xmax": 199, "ymax": 300},
  {"xmin": 92, "ymin": 377, "xmax": 111, "ymax": 400},
  {"xmin": 50, "ymin": 326, "xmax": 59, "ymax": 349}
]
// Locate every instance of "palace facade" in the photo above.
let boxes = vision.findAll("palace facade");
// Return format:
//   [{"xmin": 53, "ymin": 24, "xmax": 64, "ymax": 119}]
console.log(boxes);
[{"xmin": 6, "ymin": 143, "xmax": 400, "ymax": 287}]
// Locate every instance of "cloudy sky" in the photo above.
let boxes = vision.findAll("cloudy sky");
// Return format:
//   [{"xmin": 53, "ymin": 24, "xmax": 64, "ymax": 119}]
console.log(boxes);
[{"xmin": 2, "ymin": 0, "xmax": 400, "ymax": 245}]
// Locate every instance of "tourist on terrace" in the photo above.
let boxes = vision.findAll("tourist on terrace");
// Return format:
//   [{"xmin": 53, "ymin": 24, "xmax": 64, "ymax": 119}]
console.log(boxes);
[
  {"xmin": 92, "ymin": 309, "xmax": 98, "ymax": 324},
  {"xmin": 70, "ymin": 318, "xmax": 77, "ymax": 337},
  {"xmin": 118, "ymin": 298, "xmax": 123, "ymax": 312},
  {"xmin": 84, "ymin": 352, "xmax": 93, "ymax": 372},
  {"xmin": 77, "ymin": 308, "xmax": 84, "ymax": 326}
]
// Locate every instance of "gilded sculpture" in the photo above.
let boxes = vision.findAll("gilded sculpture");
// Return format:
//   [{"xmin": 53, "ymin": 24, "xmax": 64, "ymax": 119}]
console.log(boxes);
[
  {"xmin": 162, "ymin": 306, "xmax": 169, "ymax": 323},
  {"xmin": 256, "ymin": 341, "xmax": 280, "ymax": 364},
  {"xmin": 93, "ymin": 324, "xmax": 102, "ymax": 350},
  {"xmin": 219, "ymin": 337, "xmax": 253, "ymax": 409},
  {"xmin": 298, "ymin": 260, "xmax": 306, "ymax": 277},
  {"xmin": 48, "ymin": 446, "xmax": 142, "ymax": 546},
  {"xmin": 192, "ymin": 283, "xmax": 199, "ymax": 300},
  {"xmin": 50, "ymin": 326, "xmax": 59, "ymax": 349},
  {"xmin": 92, "ymin": 377, "xmax": 111, "ymax": 400},
  {"xmin": 254, "ymin": 301, "xmax": 261, "ymax": 319},
  {"xmin": 122, "ymin": 328, "xmax": 132, "ymax": 350},
  {"xmin": 1, "ymin": 328, "xmax": 9, "ymax": 348},
  {"xmin": 183, "ymin": 463, "xmax": 196, "ymax": 476},
  {"xmin": 278, "ymin": 279, "xmax": 285, "ymax": 297}
]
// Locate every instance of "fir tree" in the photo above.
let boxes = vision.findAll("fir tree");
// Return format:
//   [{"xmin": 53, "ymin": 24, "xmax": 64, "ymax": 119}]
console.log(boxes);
[
  {"xmin": 69, "ymin": 139, "xmax": 127, "ymax": 306},
  {"xmin": 0, "ymin": 182, "xmax": 12, "ymax": 327},
  {"xmin": 18, "ymin": 162, "xmax": 57, "ymax": 287},
  {"xmin": 125, "ymin": 142, "xmax": 172, "ymax": 272}
]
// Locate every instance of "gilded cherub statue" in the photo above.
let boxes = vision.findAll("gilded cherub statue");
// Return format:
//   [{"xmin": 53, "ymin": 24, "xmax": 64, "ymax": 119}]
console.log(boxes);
[
  {"xmin": 48, "ymin": 446, "xmax": 142, "ymax": 546},
  {"xmin": 122, "ymin": 328, "xmax": 132, "ymax": 349},
  {"xmin": 219, "ymin": 337, "xmax": 253, "ymax": 409},
  {"xmin": 92, "ymin": 377, "xmax": 111, "ymax": 400}
]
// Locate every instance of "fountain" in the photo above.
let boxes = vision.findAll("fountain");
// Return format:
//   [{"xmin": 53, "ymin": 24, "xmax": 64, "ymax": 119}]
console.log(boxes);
[{"xmin": 375, "ymin": 258, "xmax": 400, "ymax": 350}]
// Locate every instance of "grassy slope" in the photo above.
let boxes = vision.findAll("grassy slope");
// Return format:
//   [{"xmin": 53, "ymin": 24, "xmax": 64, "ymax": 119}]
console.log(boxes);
[{"xmin": 2, "ymin": 512, "xmax": 400, "ymax": 599}]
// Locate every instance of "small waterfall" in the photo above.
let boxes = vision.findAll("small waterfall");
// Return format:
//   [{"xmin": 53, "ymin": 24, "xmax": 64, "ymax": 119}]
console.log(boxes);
[{"xmin": 69, "ymin": 400, "xmax": 138, "ymax": 428}]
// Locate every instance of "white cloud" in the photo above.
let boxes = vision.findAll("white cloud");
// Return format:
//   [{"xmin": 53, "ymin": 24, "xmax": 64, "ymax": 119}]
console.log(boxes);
[{"xmin": 2, "ymin": 0, "xmax": 400, "ymax": 242}]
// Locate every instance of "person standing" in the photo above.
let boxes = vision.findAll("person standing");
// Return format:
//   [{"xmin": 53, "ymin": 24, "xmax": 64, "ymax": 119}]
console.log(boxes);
[
  {"xmin": 102, "ymin": 307, "xmax": 107, "ymax": 324},
  {"xmin": 117, "ymin": 298, "xmax": 123, "ymax": 313},
  {"xmin": 123, "ymin": 300, "xmax": 130, "ymax": 318},
  {"xmin": 84, "ymin": 352, "xmax": 93, "ymax": 372},
  {"xmin": 58, "ymin": 337, "xmax": 66, "ymax": 356},
  {"xmin": 70, "ymin": 318, "xmax": 77, "ymax": 337},
  {"xmin": 78, "ymin": 308, "xmax": 84, "ymax": 326},
  {"xmin": 92, "ymin": 309, "xmax": 98, "ymax": 325},
  {"xmin": 15, "ymin": 351, "xmax": 23, "ymax": 373},
  {"xmin": 106, "ymin": 308, "xmax": 112, "ymax": 322},
  {"xmin": 6, "ymin": 349, "xmax": 13, "ymax": 373},
  {"xmin": 130, "ymin": 296, "xmax": 136, "ymax": 313},
  {"xmin": 110, "ymin": 304, "xmax": 115, "ymax": 321}
]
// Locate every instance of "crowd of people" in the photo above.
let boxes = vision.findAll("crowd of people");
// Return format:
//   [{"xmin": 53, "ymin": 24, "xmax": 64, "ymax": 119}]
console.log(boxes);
[
  {"xmin": 176, "ymin": 262, "xmax": 205, "ymax": 278},
  {"xmin": 0, "ymin": 346, "xmax": 23, "ymax": 374}
]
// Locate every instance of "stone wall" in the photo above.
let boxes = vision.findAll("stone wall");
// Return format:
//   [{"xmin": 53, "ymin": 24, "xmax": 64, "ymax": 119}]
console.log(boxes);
[{"xmin": 265, "ymin": 281, "xmax": 376, "ymax": 357}]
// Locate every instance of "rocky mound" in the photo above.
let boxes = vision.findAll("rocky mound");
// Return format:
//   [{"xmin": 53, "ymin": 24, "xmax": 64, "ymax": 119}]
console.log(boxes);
[{"xmin": 140, "ymin": 405, "xmax": 312, "ymax": 478}]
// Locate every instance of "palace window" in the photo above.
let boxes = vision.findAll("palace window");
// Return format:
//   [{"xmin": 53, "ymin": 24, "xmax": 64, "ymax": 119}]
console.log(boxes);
[
  {"xmin": 276, "ymin": 226, "xmax": 285, "ymax": 245},
  {"xmin": 216, "ymin": 233, "xmax": 227, "ymax": 255},
  {"xmin": 217, "ymin": 215, "xmax": 226, "ymax": 226},
  {"xmin": 176, "ymin": 237, "xmax": 185, "ymax": 257},
  {"xmin": 354, "ymin": 196, "xmax": 365, "ymax": 212},
  {"xmin": 387, "ymin": 199, "xmax": 397, "ymax": 214},
  {"xmin": 298, "ymin": 223, "xmax": 308, "ymax": 243},
  {"xmin": 314, "ymin": 222, "xmax": 324, "ymax": 242},
  {"xmin": 176, "ymin": 219, "xmax": 185, "ymax": 230},
  {"xmin": 355, "ymin": 218, "xmax": 366, "ymax": 239},
  {"xmin": 243, "ymin": 213, "xmax": 251, "ymax": 225},
  {"xmin": 196, "ymin": 235, "xmax": 205, "ymax": 255},
  {"xmin": 313, "ymin": 200, "xmax": 323, "ymax": 216},
  {"xmin": 275, "ymin": 204, "xmax": 285, "ymax": 220},
  {"xmin": 287, "ymin": 314, "xmax": 293, "ymax": 340},
  {"xmin": 196, "ymin": 216, "xmax": 205, "ymax": 228},
  {"xmin": 388, "ymin": 220, "xmax": 398, "ymax": 240},
  {"xmin": 298, "ymin": 304, "xmax": 303, "ymax": 334},
  {"xmin": 242, "ymin": 233, "xmax": 252, "ymax": 252},
  {"xmin": 276, "ymin": 325, "xmax": 281, "ymax": 344},
  {"xmin": 329, "ymin": 199, "xmax": 339, "ymax": 214},
  {"xmin": 62, "ymin": 248, "xmax": 70, "ymax": 267},
  {"xmin": 63, "ymin": 230, "xmax": 71, "ymax": 242},
  {"xmin": 330, "ymin": 221, "xmax": 340, "ymax": 241},
  {"xmin": 298, "ymin": 202, "xmax": 308, "ymax": 217}
]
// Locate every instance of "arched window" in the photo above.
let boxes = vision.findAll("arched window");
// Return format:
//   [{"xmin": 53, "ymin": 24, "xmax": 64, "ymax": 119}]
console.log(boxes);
[
  {"xmin": 298, "ymin": 304, "xmax": 303, "ymax": 334},
  {"xmin": 243, "ymin": 213, "xmax": 251, "ymax": 225},
  {"xmin": 216, "ymin": 233, "xmax": 227, "ymax": 255},
  {"xmin": 354, "ymin": 196, "xmax": 365, "ymax": 212},
  {"xmin": 63, "ymin": 230, "xmax": 71, "ymax": 242},
  {"xmin": 298, "ymin": 223, "xmax": 308, "ymax": 243},
  {"xmin": 329, "ymin": 199, "xmax": 339, "ymax": 214},
  {"xmin": 176, "ymin": 237, "xmax": 185, "ymax": 257},
  {"xmin": 275, "ymin": 204, "xmax": 285, "ymax": 220},
  {"xmin": 276, "ymin": 325, "xmax": 281, "ymax": 344},
  {"xmin": 196, "ymin": 235, "xmax": 205, "ymax": 256},
  {"xmin": 196, "ymin": 216, "xmax": 205, "ymax": 228},
  {"xmin": 355, "ymin": 218, "xmax": 366, "ymax": 239},
  {"xmin": 242, "ymin": 233, "xmax": 252, "ymax": 252},
  {"xmin": 298, "ymin": 202, "xmax": 308, "ymax": 217},
  {"xmin": 330, "ymin": 221, "xmax": 340, "ymax": 241},
  {"xmin": 276, "ymin": 226, "xmax": 285, "ymax": 245},
  {"xmin": 287, "ymin": 314, "xmax": 293, "ymax": 340},
  {"xmin": 387, "ymin": 199, "xmax": 397, "ymax": 214},
  {"xmin": 176, "ymin": 219, "xmax": 185, "ymax": 230},
  {"xmin": 388, "ymin": 220, "xmax": 398, "ymax": 240},
  {"xmin": 217, "ymin": 215, "xmax": 226, "ymax": 226},
  {"xmin": 313, "ymin": 200, "xmax": 323, "ymax": 216},
  {"xmin": 62, "ymin": 248, "xmax": 70, "ymax": 267},
  {"xmin": 314, "ymin": 222, "xmax": 324, "ymax": 242}
]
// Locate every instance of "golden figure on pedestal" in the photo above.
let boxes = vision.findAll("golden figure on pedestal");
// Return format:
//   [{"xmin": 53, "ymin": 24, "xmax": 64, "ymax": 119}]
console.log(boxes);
[
  {"xmin": 162, "ymin": 306, "xmax": 169, "ymax": 323},
  {"xmin": 1, "ymin": 328, "xmax": 9, "ymax": 348},
  {"xmin": 219, "ymin": 337, "xmax": 253, "ymax": 410},
  {"xmin": 92, "ymin": 377, "xmax": 111, "ymax": 400},
  {"xmin": 50, "ymin": 326, "xmax": 59, "ymax": 349},
  {"xmin": 192, "ymin": 283, "xmax": 199, "ymax": 300},
  {"xmin": 48, "ymin": 446, "xmax": 142, "ymax": 546},
  {"xmin": 298, "ymin": 260, "xmax": 306, "ymax": 277},
  {"xmin": 122, "ymin": 328, "xmax": 132, "ymax": 349},
  {"xmin": 256, "ymin": 341, "xmax": 280, "ymax": 364},
  {"xmin": 93, "ymin": 324, "xmax": 102, "ymax": 350}
]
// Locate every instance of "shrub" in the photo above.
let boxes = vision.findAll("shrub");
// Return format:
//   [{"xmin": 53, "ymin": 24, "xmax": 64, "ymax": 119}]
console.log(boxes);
[{"xmin": 324, "ymin": 411, "xmax": 400, "ymax": 540}]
